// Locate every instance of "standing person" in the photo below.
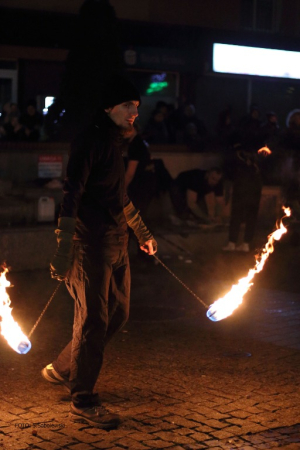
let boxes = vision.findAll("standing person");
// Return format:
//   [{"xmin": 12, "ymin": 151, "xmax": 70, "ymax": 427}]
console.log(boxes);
[
  {"xmin": 238, "ymin": 103, "xmax": 262, "ymax": 149},
  {"xmin": 223, "ymin": 147, "xmax": 263, "ymax": 253},
  {"xmin": 41, "ymin": 75, "xmax": 157, "ymax": 428},
  {"xmin": 20, "ymin": 99, "xmax": 43, "ymax": 141}
]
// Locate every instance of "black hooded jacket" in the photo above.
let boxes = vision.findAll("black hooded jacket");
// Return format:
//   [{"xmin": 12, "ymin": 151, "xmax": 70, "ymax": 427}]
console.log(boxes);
[{"xmin": 60, "ymin": 112, "xmax": 130, "ymax": 247}]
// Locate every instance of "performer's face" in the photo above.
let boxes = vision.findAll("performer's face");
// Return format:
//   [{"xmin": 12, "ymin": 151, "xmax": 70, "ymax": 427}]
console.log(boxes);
[{"xmin": 105, "ymin": 101, "xmax": 139, "ymax": 131}]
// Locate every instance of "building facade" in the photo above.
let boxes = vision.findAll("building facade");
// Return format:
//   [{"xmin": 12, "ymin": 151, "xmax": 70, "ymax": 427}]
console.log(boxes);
[{"xmin": 0, "ymin": 0, "xmax": 300, "ymax": 132}]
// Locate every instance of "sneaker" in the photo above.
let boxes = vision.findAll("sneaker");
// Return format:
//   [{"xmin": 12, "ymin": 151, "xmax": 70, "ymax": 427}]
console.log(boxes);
[
  {"xmin": 222, "ymin": 242, "xmax": 236, "ymax": 252},
  {"xmin": 41, "ymin": 363, "xmax": 71, "ymax": 392},
  {"xmin": 70, "ymin": 403, "xmax": 121, "ymax": 429},
  {"xmin": 236, "ymin": 242, "xmax": 250, "ymax": 252}
]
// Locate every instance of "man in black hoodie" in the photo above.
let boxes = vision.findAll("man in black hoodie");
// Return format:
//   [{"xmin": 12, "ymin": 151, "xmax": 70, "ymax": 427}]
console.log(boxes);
[{"xmin": 41, "ymin": 75, "xmax": 157, "ymax": 428}]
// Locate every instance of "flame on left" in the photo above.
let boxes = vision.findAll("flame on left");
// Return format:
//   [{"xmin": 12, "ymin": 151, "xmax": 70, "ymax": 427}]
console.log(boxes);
[{"xmin": 0, "ymin": 268, "xmax": 31, "ymax": 354}]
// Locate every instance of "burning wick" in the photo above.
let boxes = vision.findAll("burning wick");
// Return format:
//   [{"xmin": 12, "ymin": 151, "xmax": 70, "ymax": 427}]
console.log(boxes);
[
  {"xmin": 0, "ymin": 268, "xmax": 31, "ymax": 354},
  {"xmin": 258, "ymin": 146, "xmax": 272, "ymax": 156},
  {"xmin": 207, "ymin": 207, "xmax": 291, "ymax": 322}
]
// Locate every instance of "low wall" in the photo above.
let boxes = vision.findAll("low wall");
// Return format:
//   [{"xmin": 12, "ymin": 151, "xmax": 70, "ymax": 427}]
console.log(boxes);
[
  {"xmin": 0, "ymin": 142, "xmax": 222, "ymax": 183},
  {"xmin": 0, "ymin": 142, "xmax": 285, "ymax": 271},
  {"xmin": 151, "ymin": 148, "xmax": 222, "ymax": 178},
  {"xmin": 0, "ymin": 225, "xmax": 56, "ymax": 271},
  {"xmin": 0, "ymin": 142, "xmax": 70, "ymax": 183}
]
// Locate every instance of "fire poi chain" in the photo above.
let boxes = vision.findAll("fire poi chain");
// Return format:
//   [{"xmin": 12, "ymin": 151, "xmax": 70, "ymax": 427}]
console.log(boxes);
[{"xmin": 0, "ymin": 207, "xmax": 291, "ymax": 354}]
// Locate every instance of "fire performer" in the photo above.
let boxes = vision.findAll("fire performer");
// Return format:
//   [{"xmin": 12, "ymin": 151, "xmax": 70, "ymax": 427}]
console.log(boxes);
[{"xmin": 41, "ymin": 75, "xmax": 157, "ymax": 428}]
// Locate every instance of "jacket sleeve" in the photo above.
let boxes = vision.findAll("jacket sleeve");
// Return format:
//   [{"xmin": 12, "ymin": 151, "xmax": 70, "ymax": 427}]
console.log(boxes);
[{"xmin": 60, "ymin": 131, "xmax": 95, "ymax": 218}]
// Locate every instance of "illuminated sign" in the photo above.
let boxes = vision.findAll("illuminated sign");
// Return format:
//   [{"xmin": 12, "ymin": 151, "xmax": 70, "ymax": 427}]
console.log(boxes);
[
  {"xmin": 146, "ymin": 73, "xmax": 169, "ymax": 95},
  {"xmin": 213, "ymin": 43, "xmax": 300, "ymax": 79}
]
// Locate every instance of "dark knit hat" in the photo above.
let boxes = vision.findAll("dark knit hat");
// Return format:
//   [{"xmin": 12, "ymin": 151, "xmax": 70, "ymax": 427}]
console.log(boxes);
[{"xmin": 101, "ymin": 75, "xmax": 141, "ymax": 109}]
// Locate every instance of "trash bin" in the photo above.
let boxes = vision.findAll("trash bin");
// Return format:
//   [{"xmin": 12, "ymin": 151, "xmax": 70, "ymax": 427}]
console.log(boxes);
[{"xmin": 37, "ymin": 197, "xmax": 55, "ymax": 222}]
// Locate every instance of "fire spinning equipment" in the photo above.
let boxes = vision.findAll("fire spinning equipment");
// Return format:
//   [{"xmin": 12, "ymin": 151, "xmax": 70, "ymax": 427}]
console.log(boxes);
[
  {"xmin": 152, "ymin": 254, "xmax": 209, "ymax": 309},
  {"xmin": 154, "ymin": 207, "xmax": 290, "ymax": 323},
  {"xmin": 206, "ymin": 207, "xmax": 291, "ymax": 322},
  {"xmin": 0, "ymin": 206, "xmax": 291, "ymax": 354},
  {"xmin": 0, "ymin": 272, "xmax": 62, "ymax": 355},
  {"xmin": 258, "ymin": 146, "xmax": 272, "ymax": 155},
  {"xmin": 18, "ymin": 281, "xmax": 62, "ymax": 354}
]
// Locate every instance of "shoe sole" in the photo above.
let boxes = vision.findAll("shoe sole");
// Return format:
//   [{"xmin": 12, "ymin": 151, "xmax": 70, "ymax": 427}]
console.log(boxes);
[
  {"xmin": 69, "ymin": 412, "xmax": 121, "ymax": 429},
  {"xmin": 41, "ymin": 367, "xmax": 62, "ymax": 384},
  {"xmin": 41, "ymin": 368, "xmax": 71, "ymax": 393}
]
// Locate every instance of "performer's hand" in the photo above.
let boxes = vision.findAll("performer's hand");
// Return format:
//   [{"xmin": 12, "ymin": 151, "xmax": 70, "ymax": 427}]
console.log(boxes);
[
  {"xmin": 140, "ymin": 238, "xmax": 157, "ymax": 255},
  {"xmin": 50, "ymin": 254, "xmax": 71, "ymax": 281},
  {"xmin": 50, "ymin": 217, "xmax": 76, "ymax": 281}
]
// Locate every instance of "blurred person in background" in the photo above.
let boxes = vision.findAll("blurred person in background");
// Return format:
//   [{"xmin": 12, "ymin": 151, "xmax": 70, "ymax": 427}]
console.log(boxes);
[
  {"xmin": 143, "ymin": 108, "xmax": 169, "ymax": 144},
  {"xmin": 169, "ymin": 167, "xmax": 225, "ymax": 226},
  {"xmin": 20, "ymin": 99, "xmax": 43, "ymax": 141}
]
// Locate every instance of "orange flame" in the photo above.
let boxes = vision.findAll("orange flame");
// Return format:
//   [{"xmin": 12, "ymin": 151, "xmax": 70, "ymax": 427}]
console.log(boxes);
[
  {"xmin": 0, "ymin": 268, "xmax": 31, "ymax": 354},
  {"xmin": 258, "ymin": 146, "xmax": 272, "ymax": 155},
  {"xmin": 207, "ymin": 207, "xmax": 291, "ymax": 322}
]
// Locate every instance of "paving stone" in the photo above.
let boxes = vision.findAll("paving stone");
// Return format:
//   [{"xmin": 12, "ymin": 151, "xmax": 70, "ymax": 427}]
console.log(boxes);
[
  {"xmin": 115, "ymin": 437, "xmax": 149, "ymax": 449},
  {"xmin": 154, "ymin": 431, "xmax": 197, "ymax": 445},
  {"xmin": 50, "ymin": 435, "xmax": 80, "ymax": 446},
  {"xmin": 142, "ymin": 439, "xmax": 175, "ymax": 448},
  {"xmin": 71, "ymin": 443, "xmax": 101, "ymax": 450},
  {"xmin": 31, "ymin": 441, "xmax": 62, "ymax": 450},
  {"xmin": 194, "ymin": 426, "xmax": 214, "ymax": 433},
  {"xmin": 177, "ymin": 428, "xmax": 200, "ymax": 436},
  {"xmin": 167, "ymin": 446, "xmax": 186, "ymax": 450},
  {"xmin": 0, "ymin": 410, "xmax": 21, "ymax": 423},
  {"xmin": 93, "ymin": 442, "xmax": 124, "ymax": 449},
  {"xmin": 229, "ymin": 410, "xmax": 252, "ymax": 419},
  {"xmin": 210, "ymin": 429, "xmax": 236, "ymax": 440},
  {"xmin": 200, "ymin": 419, "xmax": 229, "ymax": 430},
  {"xmin": 184, "ymin": 431, "xmax": 209, "ymax": 442},
  {"xmin": 181, "ymin": 444, "xmax": 208, "ymax": 450},
  {"xmin": 185, "ymin": 413, "xmax": 208, "ymax": 424},
  {"xmin": 1, "ymin": 238, "xmax": 300, "ymax": 450},
  {"xmin": 163, "ymin": 416, "xmax": 202, "ymax": 429}
]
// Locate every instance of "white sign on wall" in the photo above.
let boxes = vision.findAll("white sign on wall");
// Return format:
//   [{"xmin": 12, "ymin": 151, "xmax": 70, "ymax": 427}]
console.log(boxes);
[
  {"xmin": 38, "ymin": 155, "xmax": 62, "ymax": 178},
  {"xmin": 213, "ymin": 43, "xmax": 300, "ymax": 79}
]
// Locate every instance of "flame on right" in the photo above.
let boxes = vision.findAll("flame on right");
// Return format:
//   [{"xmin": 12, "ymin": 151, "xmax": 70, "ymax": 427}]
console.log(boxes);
[{"xmin": 207, "ymin": 207, "xmax": 291, "ymax": 322}]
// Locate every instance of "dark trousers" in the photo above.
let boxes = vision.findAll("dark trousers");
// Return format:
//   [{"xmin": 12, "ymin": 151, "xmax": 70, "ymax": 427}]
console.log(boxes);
[
  {"xmin": 229, "ymin": 197, "xmax": 261, "ymax": 244},
  {"xmin": 53, "ymin": 242, "xmax": 130, "ymax": 407}
]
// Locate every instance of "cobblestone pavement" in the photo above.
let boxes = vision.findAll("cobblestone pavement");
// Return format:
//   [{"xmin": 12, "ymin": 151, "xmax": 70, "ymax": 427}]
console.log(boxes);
[{"xmin": 0, "ymin": 225, "xmax": 300, "ymax": 450}]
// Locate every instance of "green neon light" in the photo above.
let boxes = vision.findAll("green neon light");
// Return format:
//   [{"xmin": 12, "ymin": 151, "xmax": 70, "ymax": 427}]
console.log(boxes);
[{"xmin": 146, "ymin": 81, "xmax": 169, "ymax": 95}]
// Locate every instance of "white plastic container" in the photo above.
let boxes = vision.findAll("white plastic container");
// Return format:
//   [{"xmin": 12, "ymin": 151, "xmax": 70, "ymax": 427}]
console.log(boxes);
[{"xmin": 37, "ymin": 197, "xmax": 55, "ymax": 222}]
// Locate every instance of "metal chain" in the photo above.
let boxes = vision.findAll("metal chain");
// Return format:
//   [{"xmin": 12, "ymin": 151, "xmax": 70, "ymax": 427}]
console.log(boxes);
[
  {"xmin": 28, "ymin": 282, "xmax": 62, "ymax": 338},
  {"xmin": 28, "ymin": 254, "xmax": 208, "ymax": 339},
  {"xmin": 153, "ymin": 254, "xmax": 209, "ymax": 309}
]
